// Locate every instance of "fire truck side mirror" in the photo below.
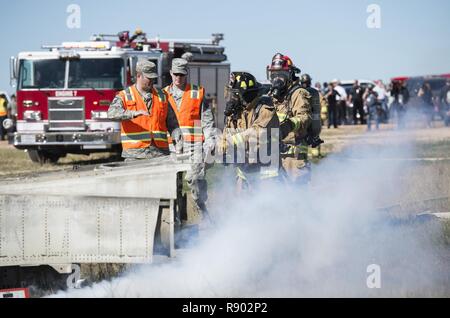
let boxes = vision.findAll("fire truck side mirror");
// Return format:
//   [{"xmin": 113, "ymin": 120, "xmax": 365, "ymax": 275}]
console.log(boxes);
[
  {"xmin": 10, "ymin": 56, "xmax": 18, "ymax": 87},
  {"xmin": 128, "ymin": 56, "xmax": 137, "ymax": 83},
  {"xmin": 9, "ymin": 56, "xmax": 18, "ymax": 81}
]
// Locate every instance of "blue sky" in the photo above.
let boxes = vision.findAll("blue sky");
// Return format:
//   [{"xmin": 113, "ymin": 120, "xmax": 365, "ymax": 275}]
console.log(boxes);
[{"xmin": 1, "ymin": 0, "xmax": 449, "ymax": 94}]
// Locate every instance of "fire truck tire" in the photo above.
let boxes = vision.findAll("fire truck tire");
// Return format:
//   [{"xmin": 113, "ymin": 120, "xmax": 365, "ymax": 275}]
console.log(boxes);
[{"xmin": 28, "ymin": 149, "xmax": 61, "ymax": 164}]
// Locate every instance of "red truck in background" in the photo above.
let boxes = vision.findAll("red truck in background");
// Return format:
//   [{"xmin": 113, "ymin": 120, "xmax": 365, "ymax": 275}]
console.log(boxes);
[
  {"xmin": 390, "ymin": 73, "xmax": 450, "ymax": 123},
  {"xmin": 9, "ymin": 30, "xmax": 230, "ymax": 163}
]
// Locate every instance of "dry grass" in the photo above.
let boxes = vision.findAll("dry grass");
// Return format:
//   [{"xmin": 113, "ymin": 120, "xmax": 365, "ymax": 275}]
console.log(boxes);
[
  {"xmin": 81, "ymin": 264, "xmax": 130, "ymax": 284},
  {"xmin": 0, "ymin": 142, "xmax": 116, "ymax": 178}
]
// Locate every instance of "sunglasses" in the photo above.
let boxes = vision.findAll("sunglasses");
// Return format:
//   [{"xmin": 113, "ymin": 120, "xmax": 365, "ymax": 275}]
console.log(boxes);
[{"xmin": 173, "ymin": 73, "xmax": 186, "ymax": 77}]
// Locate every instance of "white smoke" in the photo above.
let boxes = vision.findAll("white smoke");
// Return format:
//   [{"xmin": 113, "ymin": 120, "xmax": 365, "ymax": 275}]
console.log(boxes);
[{"xmin": 51, "ymin": 130, "xmax": 449, "ymax": 298}]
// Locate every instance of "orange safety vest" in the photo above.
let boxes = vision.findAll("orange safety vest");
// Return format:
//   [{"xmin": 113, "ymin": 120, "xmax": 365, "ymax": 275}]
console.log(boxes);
[
  {"xmin": 164, "ymin": 84, "xmax": 205, "ymax": 143},
  {"xmin": 119, "ymin": 85, "xmax": 169, "ymax": 150}
]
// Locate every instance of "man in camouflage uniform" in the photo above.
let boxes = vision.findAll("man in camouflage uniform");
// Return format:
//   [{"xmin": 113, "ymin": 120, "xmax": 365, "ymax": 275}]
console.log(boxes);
[
  {"xmin": 164, "ymin": 58, "xmax": 215, "ymax": 217},
  {"xmin": 108, "ymin": 59, "xmax": 180, "ymax": 160},
  {"xmin": 223, "ymin": 72, "xmax": 280, "ymax": 193},
  {"xmin": 267, "ymin": 53, "xmax": 312, "ymax": 184}
]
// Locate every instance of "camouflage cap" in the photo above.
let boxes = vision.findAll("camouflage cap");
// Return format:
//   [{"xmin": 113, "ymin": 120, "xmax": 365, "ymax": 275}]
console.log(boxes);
[
  {"xmin": 136, "ymin": 59, "xmax": 158, "ymax": 79},
  {"xmin": 171, "ymin": 58, "xmax": 188, "ymax": 75}
]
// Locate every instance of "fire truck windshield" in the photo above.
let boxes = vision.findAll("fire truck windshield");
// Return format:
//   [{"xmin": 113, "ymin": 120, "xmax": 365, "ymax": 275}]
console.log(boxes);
[
  {"xmin": 19, "ymin": 59, "xmax": 66, "ymax": 89},
  {"xmin": 18, "ymin": 58, "xmax": 124, "ymax": 90},
  {"xmin": 68, "ymin": 58, "xmax": 124, "ymax": 89}
]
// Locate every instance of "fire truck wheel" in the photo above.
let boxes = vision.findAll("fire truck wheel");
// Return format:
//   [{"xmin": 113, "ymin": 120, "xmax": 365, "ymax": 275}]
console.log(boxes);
[{"xmin": 28, "ymin": 149, "xmax": 61, "ymax": 164}]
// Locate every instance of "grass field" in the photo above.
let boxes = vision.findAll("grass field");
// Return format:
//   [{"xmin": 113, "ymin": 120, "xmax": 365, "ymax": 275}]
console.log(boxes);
[{"xmin": 0, "ymin": 144, "xmax": 115, "ymax": 178}]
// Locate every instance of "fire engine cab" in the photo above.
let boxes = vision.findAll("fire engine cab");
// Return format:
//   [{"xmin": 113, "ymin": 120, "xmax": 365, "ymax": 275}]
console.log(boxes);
[{"xmin": 9, "ymin": 30, "xmax": 230, "ymax": 163}]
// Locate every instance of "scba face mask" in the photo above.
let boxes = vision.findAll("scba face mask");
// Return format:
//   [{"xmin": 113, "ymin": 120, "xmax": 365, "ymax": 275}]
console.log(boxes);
[
  {"xmin": 269, "ymin": 71, "xmax": 290, "ymax": 101},
  {"xmin": 268, "ymin": 70, "xmax": 290, "ymax": 83},
  {"xmin": 224, "ymin": 86, "xmax": 243, "ymax": 116},
  {"xmin": 241, "ymin": 89, "xmax": 259, "ymax": 105},
  {"xmin": 224, "ymin": 85, "xmax": 260, "ymax": 114}
]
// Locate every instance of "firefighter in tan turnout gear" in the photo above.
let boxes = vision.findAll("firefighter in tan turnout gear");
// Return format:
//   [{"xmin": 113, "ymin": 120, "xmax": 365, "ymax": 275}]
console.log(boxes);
[
  {"xmin": 223, "ymin": 72, "xmax": 280, "ymax": 193},
  {"xmin": 300, "ymin": 73, "xmax": 324, "ymax": 158},
  {"xmin": 267, "ymin": 53, "xmax": 312, "ymax": 184}
]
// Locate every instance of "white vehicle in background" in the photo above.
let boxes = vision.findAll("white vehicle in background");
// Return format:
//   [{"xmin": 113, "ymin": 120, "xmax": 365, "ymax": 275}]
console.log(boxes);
[
  {"xmin": 339, "ymin": 79, "xmax": 375, "ymax": 96},
  {"xmin": 339, "ymin": 80, "xmax": 378, "ymax": 122}
]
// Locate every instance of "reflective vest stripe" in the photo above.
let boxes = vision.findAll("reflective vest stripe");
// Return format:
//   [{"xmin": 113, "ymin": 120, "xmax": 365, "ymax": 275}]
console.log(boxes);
[
  {"xmin": 152, "ymin": 132, "xmax": 169, "ymax": 140},
  {"xmin": 122, "ymin": 132, "xmax": 168, "ymax": 141},
  {"xmin": 180, "ymin": 126, "xmax": 203, "ymax": 135},
  {"xmin": 121, "ymin": 132, "xmax": 152, "ymax": 141},
  {"xmin": 277, "ymin": 112, "xmax": 300, "ymax": 131},
  {"xmin": 124, "ymin": 87, "xmax": 134, "ymax": 102},
  {"xmin": 283, "ymin": 145, "xmax": 308, "ymax": 155},
  {"xmin": 277, "ymin": 112, "xmax": 288, "ymax": 122},
  {"xmin": 290, "ymin": 117, "xmax": 301, "ymax": 131},
  {"xmin": 122, "ymin": 139, "xmax": 152, "ymax": 144},
  {"xmin": 190, "ymin": 85, "xmax": 199, "ymax": 99}
]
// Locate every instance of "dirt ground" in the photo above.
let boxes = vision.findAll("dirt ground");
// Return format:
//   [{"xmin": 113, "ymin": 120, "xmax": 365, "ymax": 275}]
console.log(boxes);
[{"xmin": 319, "ymin": 122, "xmax": 450, "ymax": 157}]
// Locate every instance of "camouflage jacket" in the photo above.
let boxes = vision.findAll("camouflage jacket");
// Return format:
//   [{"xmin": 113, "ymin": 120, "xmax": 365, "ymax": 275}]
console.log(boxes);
[{"xmin": 108, "ymin": 86, "xmax": 180, "ymax": 159}]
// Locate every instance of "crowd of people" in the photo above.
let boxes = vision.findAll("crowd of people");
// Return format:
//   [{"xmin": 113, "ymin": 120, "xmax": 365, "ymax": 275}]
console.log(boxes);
[{"xmin": 314, "ymin": 77, "xmax": 450, "ymax": 130}]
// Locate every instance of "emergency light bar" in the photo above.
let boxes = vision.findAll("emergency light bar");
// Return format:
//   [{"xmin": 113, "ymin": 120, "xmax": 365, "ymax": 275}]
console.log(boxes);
[{"xmin": 61, "ymin": 41, "xmax": 111, "ymax": 50}]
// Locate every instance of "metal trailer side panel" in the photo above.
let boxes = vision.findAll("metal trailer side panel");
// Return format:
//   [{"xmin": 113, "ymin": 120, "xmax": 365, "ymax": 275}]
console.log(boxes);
[
  {"xmin": 0, "ymin": 195, "xmax": 159, "ymax": 267},
  {"xmin": 0, "ymin": 158, "xmax": 190, "ymax": 268},
  {"xmin": 0, "ymin": 171, "xmax": 179, "ymax": 200},
  {"xmin": 0, "ymin": 160, "xmax": 191, "ymax": 200}
]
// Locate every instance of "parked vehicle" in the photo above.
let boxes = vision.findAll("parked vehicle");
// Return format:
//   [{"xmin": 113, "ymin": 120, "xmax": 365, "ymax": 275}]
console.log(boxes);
[{"xmin": 9, "ymin": 30, "xmax": 230, "ymax": 163}]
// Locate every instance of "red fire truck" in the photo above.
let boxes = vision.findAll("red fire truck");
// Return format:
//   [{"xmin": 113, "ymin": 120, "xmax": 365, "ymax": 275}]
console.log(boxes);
[{"xmin": 9, "ymin": 30, "xmax": 230, "ymax": 163}]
